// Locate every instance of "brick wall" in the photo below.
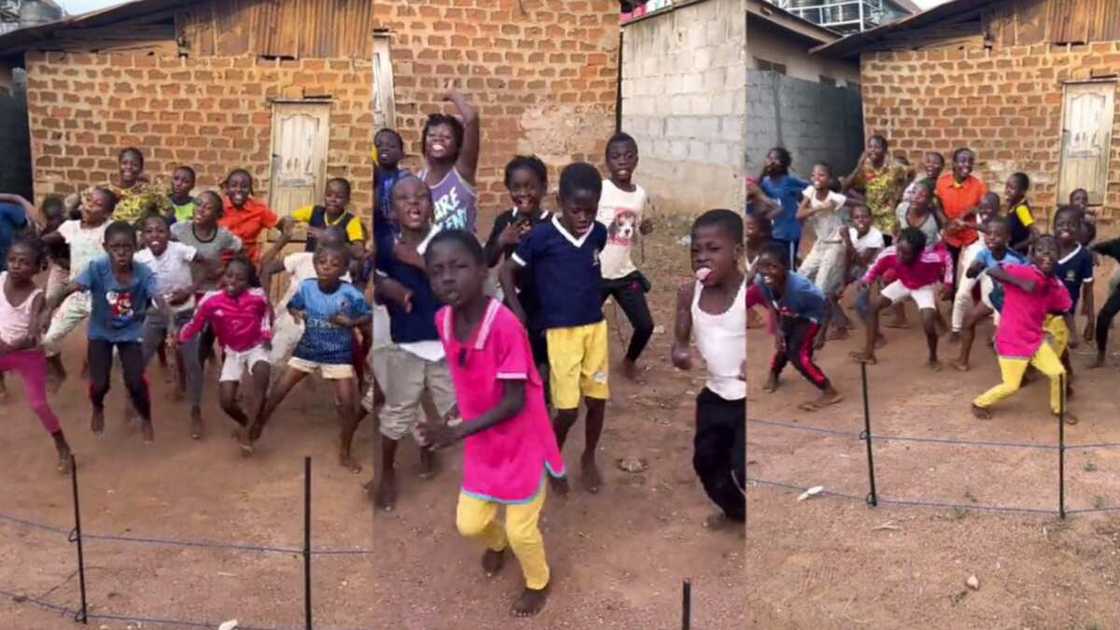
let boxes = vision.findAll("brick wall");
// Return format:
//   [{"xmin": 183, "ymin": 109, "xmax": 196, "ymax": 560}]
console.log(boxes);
[
  {"xmin": 620, "ymin": 0, "xmax": 746, "ymax": 216},
  {"xmin": 374, "ymin": 0, "xmax": 619, "ymax": 226},
  {"xmin": 24, "ymin": 52, "xmax": 373, "ymax": 210},
  {"xmin": 860, "ymin": 41, "xmax": 1120, "ymax": 220}
]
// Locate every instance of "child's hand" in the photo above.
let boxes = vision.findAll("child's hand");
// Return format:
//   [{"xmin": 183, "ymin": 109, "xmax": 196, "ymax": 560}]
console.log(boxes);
[
  {"xmin": 418, "ymin": 417, "xmax": 462, "ymax": 450},
  {"xmin": 939, "ymin": 285, "xmax": 954, "ymax": 301},
  {"xmin": 291, "ymin": 310, "xmax": 306, "ymax": 325},
  {"xmin": 379, "ymin": 279, "xmax": 414, "ymax": 313},
  {"xmin": 671, "ymin": 343, "xmax": 693, "ymax": 370},
  {"xmin": 548, "ymin": 475, "xmax": 570, "ymax": 497},
  {"xmin": 331, "ymin": 313, "xmax": 356, "ymax": 328},
  {"xmin": 167, "ymin": 287, "xmax": 192, "ymax": 305},
  {"xmin": 498, "ymin": 222, "xmax": 522, "ymax": 247},
  {"xmin": 1084, "ymin": 318, "xmax": 1095, "ymax": 343},
  {"xmin": 639, "ymin": 218, "xmax": 654, "ymax": 236}
]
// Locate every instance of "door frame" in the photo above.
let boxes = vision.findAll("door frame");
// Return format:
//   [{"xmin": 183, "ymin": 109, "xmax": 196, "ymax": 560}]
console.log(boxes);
[
  {"xmin": 266, "ymin": 99, "xmax": 333, "ymax": 219},
  {"xmin": 1056, "ymin": 79, "xmax": 1117, "ymax": 208}
]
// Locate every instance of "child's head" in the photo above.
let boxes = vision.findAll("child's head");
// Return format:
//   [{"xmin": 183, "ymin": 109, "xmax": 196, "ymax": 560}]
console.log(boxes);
[
  {"xmin": 1004, "ymin": 172, "xmax": 1029, "ymax": 202},
  {"xmin": 605, "ymin": 131, "xmax": 639, "ymax": 186},
  {"xmin": 141, "ymin": 214, "xmax": 171, "ymax": 256},
  {"xmin": 391, "ymin": 175, "xmax": 434, "ymax": 231},
  {"xmin": 1031, "ymin": 234, "xmax": 1059, "ymax": 276},
  {"xmin": 171, "ymin": 166, "xmax": 196, "ymax": 198},
  {"xmin": 324, "ymin": 178, "xmax": 352, "ymax": 215},
  {"xmin": 896, "ymin": 227, "xmax": 927, "ymax": 264},
  {"xmin": 317, "ymin": 226, "xmax": 348, "ymax": 248},
  {"xmin": 951, "ymin": 147, "xmax": 975, "ymax": 179},
  {"xmin": 119, "ymin": 147, "xmax": 144, "ymax": 186},
  {"xmin": 745, "ymin": 212, "xmax": 772, "ymax": 243},
  {"xmin": 1053, "ymin": 206, "xmax": 1081, "ymax": 247},
  {"xmin": 422, "ymin": 113, "xmax": 465, "ymax": 165},
  {"xmin": 194, "ymin": 190, "xmax": 223, "ymax": 226},
  {"xmin": 223, "ymin": 256, "xmax": 259, "ymax": 296},
  {"xmin": 910, "ymin": 179, "xmax": 934, "ymax": 209},
  {"xmin": 557, "ymin": 162, "xmax": 603, "ymax": 237},
  {"xmin": 851, "ymin": 204, "xmax": 873, "ymax": 233},
  {"xmin": 313, "ymin": 242, "xmax": 350, "ymax": 285},
  {"xmin": 923, "ymin": 152, "xmax": 945, "ymax": 180},
  {"xmin": 103, "ymin": 220, "xmax": 138, "ymax": 270},
  {"xmin": 374, "ymin": 128, "xmax": 405, "ymax": 169},
  {"xmin": 6, "ymin": 237, "xmax": 45, "ymax": 283},
  {"xmin": 983, "ymin": 216, "xmax": 1012, "ymax": 252},
  {"xmin": 40, "ymin": 194, "xmax": 66, "ymax": 225},
  {"xmin": 504, "ymin": 155, "xmax": 548, "ymax": 215},
  {"xmin": 866, "ymin": 135, "xmax": 888, "ymax": 162},
  {"xmin": 1069, "ymin": 188, "xmax": 1089, "ymax": 209},
  {"xmin": 425, "ymin": 229, "xmax": 488, "ymax": 308},
  {"xmin": 764, "ymin": 146, "xmax": 791, "ymax": 177},
  {"xmin": 978, "ymin": 191, "xmax": 1001, "ymax": 223},
  {"xmin": 755, "ymin": 241, "xmax": 791, "ymax": 291},
  {"xmin": 224, "ymin": 169, "xmax": 254, "ymax": 208},
  {"xmin": 810, "ymin": 162, "xmax": 832, "ymax": 190},
  {"xmin": 85, "ymin": 187, "xmax": 117, "ymax": 224},
  {"xmin": 690, "ymin": 209, "xmax": 743, "ymax": 288}
]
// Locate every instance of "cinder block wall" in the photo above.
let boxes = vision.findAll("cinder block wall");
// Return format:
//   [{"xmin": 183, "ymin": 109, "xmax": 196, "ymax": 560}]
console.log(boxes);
[{"xmin": 620, "ymin": 0, "xmax": 746, "ymax": 216}]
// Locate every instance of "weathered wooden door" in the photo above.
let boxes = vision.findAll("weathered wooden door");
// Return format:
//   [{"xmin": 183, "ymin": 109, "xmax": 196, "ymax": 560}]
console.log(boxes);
[
  {"xmin": 1058, "ymin": 81, "xmax": 1116, "ymax": 205},
  {"xmin": 268, "ymin": 101, "xmax": 330, "ymax": 217},
  {"xmin": 372, "ymin": 33, "xmax": 396, "ymax": 132}
]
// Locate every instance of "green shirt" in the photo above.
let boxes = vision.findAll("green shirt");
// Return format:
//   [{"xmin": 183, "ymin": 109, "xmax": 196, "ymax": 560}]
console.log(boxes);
[{"xmin": 172, "ymin": 199, "xmax": 198, "ymax": 223}]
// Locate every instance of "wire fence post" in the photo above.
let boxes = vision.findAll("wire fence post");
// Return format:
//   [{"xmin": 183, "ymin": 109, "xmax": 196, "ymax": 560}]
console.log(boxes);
[
  {"xmin": 304, "ymin": 456, "xmax": 313, "ymax": 630},
  {"xmin": 681, "ymin": 579, "xmax": 691, "ymax": 630},
  {"xmin": 68, "ymin": 454, "xmax": 88, "ymax": 624},
  {"xmin": 1058, "ymin": 375, "xmax": 1066, "ymax": 520},
  {"xmin": 860, "ymin": 362, "xmax": 878, "ymax": 507}
]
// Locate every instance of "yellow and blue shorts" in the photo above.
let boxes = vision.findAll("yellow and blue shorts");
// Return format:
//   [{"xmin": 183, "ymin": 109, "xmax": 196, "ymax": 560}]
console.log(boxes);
[{"xmin": 546, "ymin": 320, "xmax": 609, "ymax": 410}]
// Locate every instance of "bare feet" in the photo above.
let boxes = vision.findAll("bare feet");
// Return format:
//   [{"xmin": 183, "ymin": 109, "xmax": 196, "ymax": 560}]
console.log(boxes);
[
  {"xmin": 418, "ymin": 447, "xmax": 438, "ymax": 480},
  {"xmin": 55, "ymin": 445, "xmax": 72, "ymax": 475},
  {"xmin": 622, "ymin": 359, "xmax": 642, "ymax": 382},
  {"xmin": 850, "ymin": 351, "xmax": 877, "ymax": 365},
  {"xmin": 949, "ymin": 358, "xmax": 970, "ymax": 372},
  {"xmin": 827, "ymin": 327, "xmax": 849, "ymax": 341},
  {"xmin": 927, "ymin": 359, "xmax": 943, "ymax": 372},
  {"xmin": 237, "ymin": 428, "xmax": 254, "ymax": 456},
  {"xmin": 581, "ymin": 454, "xmax": 603, "ymax": 494},
  {"xmin": 511, "ymin": 585, "xmax": 549, "ymax": 617},
  {"xmin": 1058, "ymin": 410, "xmax": 1078, "ymax": 425},
  {"xmin": 1089, "ymin": 354, "xmax": 1106, "ymax": 369},
  {"xmin": 763, "ymin": 373, "xmax": 779, "ymax": 393},
  {"xmin": 948, "ymin": 331, "xmax": 960, "ymax": 344},
  {"xmin": 338, "ymin": 450, "xmax": 363, "ymax": 474},
  {"xmin": 139, "ymin": 420, "xmax": 154, "ymax": 443},
  {"xmin": 482, "ymin": 548, "xmax": 506, "ymax": 577},
  {"xmin": 190, "ymin": 408, "xmax": 203, "ymax": 440},
  {"xmin": 874, "ymin": 333, "xmax": 887, "ymax": 349},
  {"xmin": 971, "ymin": 404, "xmax": 991, "ymax": 420},
  {"xmin": 548, "ymin": 475, "xmax": 570, "ymax": 496},
  {"xmin": 703, "ymin": 512, "xmax": 741, "ymax": 531},
  {"xmin": 374, "ymin": 471, "xmax": 397, "ymax": 511},
  {"xmin": 90, "ymin": 408, "xmax": 105, "ymax": 435}
]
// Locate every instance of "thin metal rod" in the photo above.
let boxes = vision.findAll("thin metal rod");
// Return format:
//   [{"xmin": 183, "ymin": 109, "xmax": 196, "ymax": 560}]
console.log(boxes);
[
  {"xmin": 1059, "ymin": 375, "xmax": 1066, "ymax": 520},
  {"xmin": 681, "ymin": 579, "xmax": 691, "ymax": 630},
  {"xmin": 70, "ymin": 454, "xmax": 88, "ymax": 624},
  {"xmin": 304, "ymin": 457, "xmax": 312, "ymax": 629},
  {"xmin": 861, "ymin": 362, "xmax": 878, "ymax": 507}
]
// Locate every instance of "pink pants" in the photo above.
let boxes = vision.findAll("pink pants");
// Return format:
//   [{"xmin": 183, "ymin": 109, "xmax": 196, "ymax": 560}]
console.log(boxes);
[
  {"xmin": 746, "ymin": 283, "xmax": 777, "ymax": 335},
  {"xmin": 0, "ymin": 350, "xmax": 62, "ymax": 434}
]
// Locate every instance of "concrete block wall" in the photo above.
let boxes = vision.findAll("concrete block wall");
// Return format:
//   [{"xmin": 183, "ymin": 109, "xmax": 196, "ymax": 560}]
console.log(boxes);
[{"xmin": 620, "ymin": 0, "xmax": 746, "ymax": 216}]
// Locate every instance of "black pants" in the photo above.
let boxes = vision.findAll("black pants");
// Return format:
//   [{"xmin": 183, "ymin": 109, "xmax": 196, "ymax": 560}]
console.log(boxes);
[
  {"xmin": 1096, "ymin": 287, "xmax": 1120, "ymax": 356},
  {"xmin": 600, "ymin": 271, "xmax": 654, "ymax": 362},
  {"xmin": 771, "ymin": 317, "xmax": 830, "ymax": 390},
  {"xmin": 694, "ymin": 388, "xmax": 745, "ymax": 521},
  {"xmin": 88, "ymin": 340, "xmax": 151, "ymax": 419}
]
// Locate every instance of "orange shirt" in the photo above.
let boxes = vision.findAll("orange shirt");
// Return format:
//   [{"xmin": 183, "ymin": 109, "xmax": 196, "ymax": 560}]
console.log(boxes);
[
  {"xmin": 219, "ymin": 197, "xmax": 280, "ymax": 264},
  {"xmin": 935, "ymin": 173, "xmax": 987, "ymax": 248}
]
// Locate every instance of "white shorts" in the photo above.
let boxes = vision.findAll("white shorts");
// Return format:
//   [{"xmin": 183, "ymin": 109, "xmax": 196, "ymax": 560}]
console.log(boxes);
[
  {"xmin": 268, "ymin": 312, "xmax": 305, "ymax": 365},
  {"xmin": 220, "ymin": 345, "xmax": 271, "ymax": 382},
  {"xmin": 880, "ymin": 281, "xmax": 937, "ymax": 310},
  {"xmin": 288, "ymin": 356, "xmax": 354, "ymax": 380}
]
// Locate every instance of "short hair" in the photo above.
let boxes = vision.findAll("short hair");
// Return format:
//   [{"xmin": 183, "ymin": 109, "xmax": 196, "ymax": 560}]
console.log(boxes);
[
  {"xmin": 1052, "ymin": 204, "xmax": 1081, "ymax": 228},
  {"xmin": 912, "ymin": 178, "xmax": 935, "ymax": 195},
  {"xmin": 558, "ymin": 162, "xmax": 602, "ymax": 201},
  {"xmin": 868, "ymin": 134, "xmax": 888, "ymax": 150},
  {"xmin": 1033, "ymin": 233, "xmax": 1058, "ymax": 254},
  {"xmin": 746, "ymin": 212, "xmax": 772, "ymax": 234},
  {"xmin": 318, "ymin": 226, "xmax": 349, "ymax": 245},
  {"xmin": 980, "ymin": 191, "xmax": 1001, "ymax": 208},
  {"xmin": 425, "ymin": 229, "xmax": 485, "ymax": 265},
  {"xmin": 812, "ymin": 161, "xmax": 833, "ymax": 176},
  {"xmin": 326, "ymin": 177, "xmax": 352, "ymax": 197},
  {"xmin": 987, "ymin": 215, "xmax": 1011, "ymax": 233},
  {"xmin": 223, "ymin": 168, "xmax": 254, "ymax": 193},
  {"xmin": 40, "ymin": 194, "xmax": 65, "ymax": 215},
  {"xmin": 952, "ymin": 147, "xmax": 974, "ymax": 162},
  {"xmin": 104, "ymin": 220, "xmax": 138, "ymax": 244},
  {"xmin": 504, "ymin": 155, "xmax": 548, "ymax": 190},
  {"xmin": 850, "ymin": 203, "xmax": 871, "ymax": 217},
  {"xmin": 926, "ymin": 151, "xmax": 945, "ymax": 165},
  {"xmin": 606, "ymin": 131, "xmax": 638, "ymax": 154},
  {"xmin": 226, "ymin": 255, "xmax": 261, "ymax": 287},
  {"xmin": 173, "ymin": 165, "xmax": 196, "ymax": 180},
  {"xmin": 1069, "ymin": 188, "xmax": 1089, "ymax": 201},
  {"xmin": 314, "ymin": 240, "xmax": 351, "ymax": 266},
  {"xmin": 692, "ymin": 209, "xmax": 744, "ymax": 243},
  {"xmin": 759, "ymin": 241, "xmax": 790, "ymax": 267},
  {"xmin": 898, "ymin": 226, "xmax": 927, "ymax": 252},
  {"xmin": 197, "ymin": 190, "xmax": 224, "ymax": 217},
  {"xmin": 767, "ymin": 146, "xmax": 792, "ymax": 169},
  {"xmin": 92, "ymin": 187, "xmax": 119, "ymax": 212},
  {"xmin": 390, "ymin": 174, "xmax": 433, "ymax": 203},
  {"xmin": 374, "ymin": 128, "xmax": 404, "ymax": 148},
  {"xmin": 119, "ymin": 147, "xmax": 144, "ymax": 166},
  {"xmin": 142, "ymin": 213, "xmax": 170, "ymax": 229},
  {"xmin": 8, "ymin": 235, "xmax": 46, "ymax": 267},
  {"xmin": 1009, "ymin": 172, "xmax": 1030, "ymax": 192},
  {"xmin": 422, "ymin": 113, "xmax": 465, "ymax": 159}
]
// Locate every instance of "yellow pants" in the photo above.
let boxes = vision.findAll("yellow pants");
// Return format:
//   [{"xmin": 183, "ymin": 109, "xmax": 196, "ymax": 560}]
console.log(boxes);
[
  {"xmin": 456, "ymin": 484, "xmax": 549, "ymax": 590},
  {"xmin": 1044, "ymin": 315, "xmax": 1069, "ymax": 357},
  {"xmin": 973, "ymin": 342, "xmax": 1066, "ymax": 415}
]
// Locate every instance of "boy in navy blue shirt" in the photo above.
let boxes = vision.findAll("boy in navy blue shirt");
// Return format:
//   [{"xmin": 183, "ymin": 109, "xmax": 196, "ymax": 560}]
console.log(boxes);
[
  {"xmin": 501, "ymin": 162, "xmax": 610, "ymax": 493},
  {"xmin": 369, "ymin": 175, "xmax": 457, "ymax": 511}
]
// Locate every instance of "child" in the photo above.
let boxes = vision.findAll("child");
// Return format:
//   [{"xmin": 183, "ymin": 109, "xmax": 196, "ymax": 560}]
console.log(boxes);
[
  {"xmin": 169, "ymin": 165, "xmax": 198, "ymax": 223},
  {"xmin": 1050, "ymin": 207, "xmax": 1093, "ymax": 390},
  {"xmin": 0, "ymin": 192, "xmax": 31, "ymax": 268},
  {"xmin": 901, "ymin": 151, "xmax": 945, "ymax": 206},
  {"xmin": 840, "ymin": 204, "xmax": 885, "ymax": 336},
  {"xmin": 950, "ymin": 192, "xmax": 1001, "ymax": 341},
  {"xmin": 135, "ymin": 214, "xmax": 210, "ymax": 437},
  {"xmin": 795, "ymin": 162, "xmax": 847, "ymax": 340},
  {"xmin": 972, "ymin": 235, "xmax": 1074, "ymax": 423},
  {"xmin": 373, "ymin": 128, "xmax": 409, "ymax": 239},
  {"xmin": 421, "ymin": 90, "xmax": 481, "ymax": 233},
  {"xmin": 895, "ymin": 179, "xmax": 942, "ymax": 251},
  {"xmin": 1069, "ymin": 188, "xmax": 1096, "ymax": 248},
  {"xmin": 755, "ymin": 242, "xmax": 840, "ymax": 410},
  {"xmin": 219, "ymin": 169, "xmax": 293, "ymax": 265},
  {"xmin": 671, "ymin": 209, "xmax": 746, "ymax": 529},
  {"xmin": 47, "ymin": 221, "xmax": 173, "ymax": 442},
  {"xmin": 597, "ymin": 132, "xmax": 655, "ymax": 381},
  {"xmin": 1091, "ymin": 233, "xmax": 1120, "ymax": 368},
  {"xmin": 249, "ymin": 242, "xmax": 371, "ymax": 471},
  {"xmin": 760, "ymin": 147, "xmax": 808, "ymax": 267},
  {"xmin": 852, "ymin": 227, "xmax": 953, "ymax": 370},
  {"xmin": 500, "ymin": 162, "xmax": 610, "ymax": 493},
  {"xmin": 290, "ymin": 177, "xmax": 365, "ymax": 258},
  {"xmin": 948, "ymin": 216, "xmax": 1026, "ymax": 371},
  {"xmin": 40, "ymin": 187, "xmax": 115, "ymax": 386},
  {"xmin": 0, "ymin": 238, "xmax": 72, "ymax": 472},
  {"xmin": 1005, "ymin": 172, "xmax": 1038, "ymax": 255},
  {"xmin": 371, "ymin": 175, "xmax": 458, "ymax": 510},
  {"xmin": 745, "ymin": 213, "xmax": 773, "ymax": 330},
  {"xmin": 178, "ymin": 258, "xmax": 273, "ymax": 442},
  {"xmin": 418, "ymin": 230, "xmax": 568, "ymax": 618}
]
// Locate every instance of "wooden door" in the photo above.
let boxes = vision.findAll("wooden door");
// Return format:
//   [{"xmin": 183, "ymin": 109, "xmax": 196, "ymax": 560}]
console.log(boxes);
[
  {"xmin": 1058, "ymin": 81, "xmax": 1116, "ymax": 206},
  {"xmin": 268, "ymin": 101, "xmax": 331, "ymax": 217},
  {"xmin": 372, "ymin": 34, "xmax": 396, "ymax": 132}
]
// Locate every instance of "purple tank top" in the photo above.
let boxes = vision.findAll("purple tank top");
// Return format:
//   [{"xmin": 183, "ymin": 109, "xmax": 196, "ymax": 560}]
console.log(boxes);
[{"xmin": 422, "ymin": 167, "xmax": 477, "ymax": 234}]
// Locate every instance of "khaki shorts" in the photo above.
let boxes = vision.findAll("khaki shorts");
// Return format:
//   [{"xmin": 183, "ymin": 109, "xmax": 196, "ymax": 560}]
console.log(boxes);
[
  {"xmin": 377, "ymin": 344, "xmax": 456, "ymax": 443},
  {"xmin": 288, "ymin": 356, "xmax": 355, "ymax": 380}
]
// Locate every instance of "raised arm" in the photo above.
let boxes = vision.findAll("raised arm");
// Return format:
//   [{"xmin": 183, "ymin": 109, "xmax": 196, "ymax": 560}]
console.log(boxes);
[{"xmin": 447, "ymin": 90, "xmax": 480, "ymax": 184}]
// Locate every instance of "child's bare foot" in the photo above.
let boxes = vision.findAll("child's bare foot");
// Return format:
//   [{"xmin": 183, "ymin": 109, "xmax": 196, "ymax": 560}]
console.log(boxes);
[
  {"xmin": 56, "ymin": 444, "xmax": 72, "ymax": 475},
  {"xmin": 237, "ymin": 428, "xmax": 254, "ymax": 455},
  {"xmin": 927, "ymin": 359, "xmax": 942, "ymax": 372},
  {"xmin": 418, "ymin": 447, "xmax": 438, "ymax": 480},
  {"xmin": 949, "ymin": 331, "xmax": 960, "ymax": 344},
  {"xmin": 1058, "ymin": 410, "xmax": 1078, "ymax": 425},
  {"xmin": 1089, "ymin": 354, "xmax": 1106, "ymax": 368},
  {"xmin": 374, "ymin": 471, "xmax": 397, "ymax": 511},
  {"xmin": 703, "ymin": 512, "xmax": 740, "ymax": 531},
  {"xmin": 850, "ymin": 350, "xmax": 877, "ymax": 364},
  {"xmin": 971, "ymin": 404, "xmax": 992, "ymax": 420},
  {"xmin": 581, "ymin": 454, "xmax": 603, "ymax": 494},
  {"xmin": 622, "ymin": 358, "xmax": 642, "ymax": 382},
  {"xmin": 90, "ymin": 408, "xmax": 105, "ymax": 435},
  {"xmin": 762, "ymin": 373, "xmax": 779, "ymax": 393},
  {"xmin": 248, "ymin": 420, "xmax": 264, "ymax": 442},
  {"xmin": 482, "ymin": 548, "xmax": 506, "ymax": 577},
  {"xmin": 874, "ymin": 333, "xmax": 887, "ymax": 349},
  {"xmin": 548, "ymin": 475, "xmax": 570, "ymax": 496},
  {"xmin": 512, "ymin": 586, "xmax": 549, "ymax": 618},
  {"xmin": 949, "ymin": 358, "xmax": 970, "ymax": 372},
  {"xmin": 827, "ymin": 327, "xmax": 849, "ymax": 341},
  {"xmin": 190, "ymin": 408, "xmax": 203, "ymax": 440},
  {"xmin": 139, "ymin": 420, "xmax": 154, "ymax": 443},
  {"xmin": 339, "ymin": 451, "xmax": 362, "ymax": 474}
]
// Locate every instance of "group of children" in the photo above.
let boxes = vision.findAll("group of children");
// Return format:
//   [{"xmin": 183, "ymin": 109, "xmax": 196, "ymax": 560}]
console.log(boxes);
[
  {"xmin": 0, "ymin": 90, "xmax": 747, "ymax": 617},
  {"xmin": 747, "ymin": 140, "xmax": 1120, "ymax": 424}
]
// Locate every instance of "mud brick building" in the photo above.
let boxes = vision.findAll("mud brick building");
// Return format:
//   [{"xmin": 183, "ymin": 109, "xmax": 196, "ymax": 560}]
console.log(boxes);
[
  {"xmin": 817, "ymin": 0, "xmax": 1120, "ymax": 220},
  {"xmin": 0, "ymin": 0, "xmax": 620, "ymax": 222}
]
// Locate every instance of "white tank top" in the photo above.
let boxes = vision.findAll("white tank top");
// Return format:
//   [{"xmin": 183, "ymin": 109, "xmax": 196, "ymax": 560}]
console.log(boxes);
[
  {"xmin": 0, "ymin": 272, "xmax": 42, "ymax": 346},
  {"xmin": 692, "ymin": 279, "xmax": 746, "ymax": 401}
]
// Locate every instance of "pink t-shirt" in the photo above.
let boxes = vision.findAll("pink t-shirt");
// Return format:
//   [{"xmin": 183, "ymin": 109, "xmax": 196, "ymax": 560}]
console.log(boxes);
[
  {"xmin": 994, "ymin": 264, "xmax": 1072, "ymax": 359},
  {"xmin": 179, "ymin": 288, "xmax": 273, "ymax": 352},
  {"xmin": 863, "ymin": 244, "xmax": 953, "ymax": 290},
  {"xmin": 437, "ymin": 299, "xmax": 566, "ymax": 503}
]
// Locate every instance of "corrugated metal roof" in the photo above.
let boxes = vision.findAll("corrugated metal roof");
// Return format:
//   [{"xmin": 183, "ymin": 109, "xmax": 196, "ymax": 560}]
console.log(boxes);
[
  {"xmin": 0, "ymin": 0, "xmax": 185, "ymax": 58},
  {"xmin": 812, "ymin": 0, "xmax": 996, "ymax": 58}
]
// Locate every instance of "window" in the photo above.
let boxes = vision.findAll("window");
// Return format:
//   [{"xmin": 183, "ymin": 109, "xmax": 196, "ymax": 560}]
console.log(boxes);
[{"xmin": 755, "ymin": 58, "xmax": 786, "ymax": 75}]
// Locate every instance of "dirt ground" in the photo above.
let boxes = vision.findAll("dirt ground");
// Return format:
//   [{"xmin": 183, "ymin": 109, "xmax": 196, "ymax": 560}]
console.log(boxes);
[
  {"xmin": 1, "ymin": 221, "xmax": 745, "ymax": 629},
  {"xmin": 746, "ymin": 248, "xmax": 1120, "ymax": 629}
]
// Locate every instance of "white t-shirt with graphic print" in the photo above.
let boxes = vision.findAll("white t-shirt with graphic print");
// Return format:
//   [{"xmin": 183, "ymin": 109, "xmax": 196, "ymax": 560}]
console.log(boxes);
[{"xmin": 596, "ymin": 179, "xmax": 650, "ymax": 280}]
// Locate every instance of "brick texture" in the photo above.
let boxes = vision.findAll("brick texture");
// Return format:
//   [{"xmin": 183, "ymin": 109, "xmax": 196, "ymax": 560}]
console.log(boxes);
[
  {"xmin": 860, "ymin": 42, "xmax": 1120, "ymax": 220},
  {"xmin": 374, "ymin": 0, "xmax": 620, "ymax": 226}
]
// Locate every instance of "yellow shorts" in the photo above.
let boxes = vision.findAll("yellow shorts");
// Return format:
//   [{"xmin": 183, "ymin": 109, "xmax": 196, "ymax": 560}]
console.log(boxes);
[
  {"xmin": 546, "ymin": 320, "xmax": 609, "ymax": 410},
  {"xmin": 288, "ymin": 357, "xmax": 355, "ymax": 380},
  {"xmin": 1044, "ymin": 315, "xmax": 1069, "ymax": 357}
]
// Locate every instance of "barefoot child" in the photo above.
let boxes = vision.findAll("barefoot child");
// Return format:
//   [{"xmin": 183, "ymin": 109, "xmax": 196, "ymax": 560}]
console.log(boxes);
[
  {"xmin": 1049, "ymin": 207, "xmax": 1093, "ymax": 392},
  {"xmin": 842, "ymin": 204, "xmax": 885, "ymax": 334},
  {"xmin": 290, "ymin": 177, "xmax": 365, "ymax": 259},
  {"xmin": 852, "ymin": 227, "xmax": 953, "ymax": 369},
  {"xmin": 796, "ymin": 162, "xmax": 848, "ymax": 341},
  {"xmin": 169, "ymin": 166, "xmax": 198, "ymax": 224},
  {"xmin": 972, "ymin": 235, "xmax": 1074, "ymax": 423},
  {"xmin": 0, "ymin": 238, "xmax": 72, "ymax": 472},
  {"xmin": 755, "ymin": 242, "xmax": 840, "ymax": 410},
  {"xmin": 1091, "ymin": 233, "xmax": 1120, "ymax": 368},
  {"xmin": 501, "ymin": 163, "xmax": 611, "ymax": 493},
  {"xmin": 249, "ymin": 242, "xmax": 371, "ymax": 471},
  {"xmin": 219, "ymin": 168, "xmax": 293, "ymax": 265},
  {"xmin": 178, "ymin": 258, "xmax": 272, "ymax": 442},
  {"xmin": 671, "ymin": 210, "xmax": 746, "ymax": 528},
  {"xmin": 745, "ymin": 213, "xmax": 773, "ymax": 330},
  {"xmin": 597, "ymin": 133, "xmax": 656, "ymax": 381},
  {"xmin": 374, "ymin": 128, "xmax": 409, "ymax": 239},
  {"xmin": 48, "ymin": 221, "xmax": 174, "ymax": 442},
  {"xmin": 950, "ymin": 192, "xmax": 1001, "ymax": 341},
  {"xmin": 1005, "ymin": 173, "xmax": 1038, "ymax": 256},
  {"xmin": 418, "ymin": 230, "xmax": 568, "ymax": 618}
]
